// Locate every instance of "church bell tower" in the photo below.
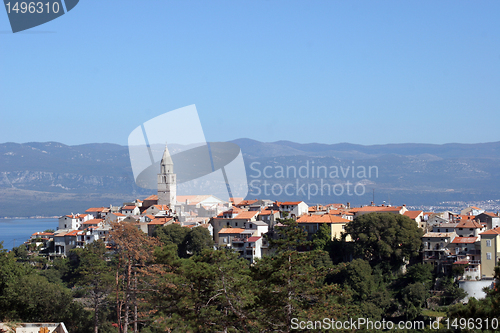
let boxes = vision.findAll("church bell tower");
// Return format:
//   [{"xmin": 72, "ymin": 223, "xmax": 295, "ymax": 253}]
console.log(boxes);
[{"xmin": 157, "ymin": 143, "xmax": 176, "ymax": 207}]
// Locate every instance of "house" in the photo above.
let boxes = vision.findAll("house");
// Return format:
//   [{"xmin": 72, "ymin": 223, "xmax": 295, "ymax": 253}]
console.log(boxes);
[
  {"xmin": 404, "ymin": 210, "xmax": 426, "ymax": 230},
  {"xmin": 11, "ymin": 322, "xmax": 69, "ymax": 333},
  {"xmin": 106, "ymin": 212, "xmax": 126, "ymax": 223},
  {"xmin": 85, "ymin": 207, "xmax": 108, "ymax": 219},
  {"xmin": 234, "ymin": 199, "xmax": 259, "ymax": 209},
  {"xmin": 147, "ymin": 217, "xmax": 174, "ymax": 237},
  {"xmin": 28, "ymin": 231, "xmax": 54, "ymax": 250},
  {"xmin": 121, "ymin": 205, "xmax": 141, "ymax": 216},
  {"xmin": 245, "ymin": 220, "xmax": 269, "ymax": 237},
  {"xmin": 422, "ymin": 232, "xmax": 456, "ymax": 275},
  {"xmin": 449, "ymin": 237, "xmax": 481, "ymax": 280},
  {"xmin": 241, "ymin": 236, "xmax": 263, "ymax": 264},
  {"xmin": 58, "ymin": 214, "xmax": 82, "ymax": 230},
  {"xmin": 52, "ymin": 230, "xmax": 80, "ymax": 256},
  {"xmin": 143, "ymin": 204, "xmax": 171, "ymax": 216},
  {"xmin": 142, "ymin": 194, "xmax": 159, "ymax": 209},
  {"xmin": 211, "ymin": 210, "xmax": 260, "ymax": 243},
  {"xmin": 218, "ymin": 228, "xmax": 245, "ymax": 247},
  {"xmin": 461, "ymin": 206, "xmax": 485, "ymax": 216},
  {"xmin": 278, "ymin": 201, "xmax": 309, "ymax": 219},
  {"xmin": 476, "ymin": 212, "xmax": 500, "ymax": 230},
  {"xmin": 257, "ymin": 209, "xmax": 280, "ymax": 228},
  {"xmin": 426, "ymin": 214, "xmax": 450, "ymax": 230},
  {"xmin": 81, "ymin": 218, "xmax": 104, "ymax": 229},
  {"xmin": 480, "ymin": 227, "xmax": 500, "ymax": 279},
  {"xmin": 455, "ymin": 219, "xmax": 485, "ymax": 238},
  {"xmin": 296, "ymin": 214, "xmax": 351, "ymax": 241}
]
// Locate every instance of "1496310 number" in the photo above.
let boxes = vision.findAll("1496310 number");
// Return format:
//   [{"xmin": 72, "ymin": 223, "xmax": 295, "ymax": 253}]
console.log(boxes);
[{"xmin": 5, "ymin": 2, "xmax": 60, "ymax": 14}]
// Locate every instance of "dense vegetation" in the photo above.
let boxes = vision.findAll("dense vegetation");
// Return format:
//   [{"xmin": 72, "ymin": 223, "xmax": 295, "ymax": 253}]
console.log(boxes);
[{"xmin": 0, "ymin": 213, "xmax": 498, "ymax": 332}]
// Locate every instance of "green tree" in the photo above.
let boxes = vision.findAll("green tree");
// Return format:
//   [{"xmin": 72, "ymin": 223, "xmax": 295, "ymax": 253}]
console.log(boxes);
[
  {"xmin": 330, "ymin": 259, "xmax": 391, "ymax": 320},
  {"xmin": 311, "ymin": 223, "xmax": 331, "ymax": 251},
  {"xmin": 405, "ymin": 263, "xmax": 433, "ymax": 287},
  {"xmin": 150, "ymin": 248, "xmax": 257, "ymax": 332},
  {"xmin": 345, "ymin": 212, "xmax": 423, "ymax": 270},
  {"xmin": 2, "ymin": 274, "xmax": 73, "ymax": 322},
  {"xmin": 12, "ymin": 244, "xmax": 28, "ymax": 261},
  {"xmin": 400, "ymin": 282, "xmax": 428, "ymax": 320},
  {"xmin": 252, "ymin": 217, "xmax": 354, "ymax": 332},
  {"xmin": 153, "ymin": 223, "xmax": 189, "ymax": 257},
  {"xmin": 182, "ymin": 226, "xmax": 214, "ymax": 256},
  {"xmin": 73, "ymin": 240, "xmax": 114, "ymax": 333}
]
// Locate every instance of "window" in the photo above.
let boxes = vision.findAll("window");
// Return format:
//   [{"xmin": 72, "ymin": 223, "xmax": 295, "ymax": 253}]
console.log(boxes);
[
  {"xmin": 223, "ymin": 238, "xmax": 227, "ymax": 243},
  {"xmin": 486, "ymin": 240, "xmax": 492, "ymax": 247},
  {"xmin": 487, "ymin": 252, "xmax": 492, "ymax": 260}
]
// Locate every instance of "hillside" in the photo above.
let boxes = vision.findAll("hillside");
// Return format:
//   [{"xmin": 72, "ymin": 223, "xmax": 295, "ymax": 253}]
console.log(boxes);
[{"xmin": 1, "ymin": 140, "xmax": 499, "ymax": 216}]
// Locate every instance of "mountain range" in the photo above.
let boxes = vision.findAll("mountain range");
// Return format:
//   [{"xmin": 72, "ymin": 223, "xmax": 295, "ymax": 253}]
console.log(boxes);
[{"xmin": 1, "ymin": 139, "xmax": 499, "ymax": 217}]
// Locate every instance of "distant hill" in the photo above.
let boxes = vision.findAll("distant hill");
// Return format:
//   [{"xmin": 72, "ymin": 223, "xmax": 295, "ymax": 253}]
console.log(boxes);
[{"xmin": 1, "ymin": 140, "xmax": 499, "ymax": 217}]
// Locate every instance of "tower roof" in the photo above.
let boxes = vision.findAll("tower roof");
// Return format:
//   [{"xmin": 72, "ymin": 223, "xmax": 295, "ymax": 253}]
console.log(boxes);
[{"xmin": 161, "ymin": 143, "xmax": 173, "ymax": 167}]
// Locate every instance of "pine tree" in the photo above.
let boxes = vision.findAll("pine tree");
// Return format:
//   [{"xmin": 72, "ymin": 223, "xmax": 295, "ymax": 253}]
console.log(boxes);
[
  {"xmin": 252, "ymin": 216, "xmax": 354, "ymax": 332},
  {"xmin": 110, "ymin": 221, "xmax": 158, "ymax": 333},
  {"xmin": 73, "ymin": 240, "xmax": 114, "ymax": 333}
]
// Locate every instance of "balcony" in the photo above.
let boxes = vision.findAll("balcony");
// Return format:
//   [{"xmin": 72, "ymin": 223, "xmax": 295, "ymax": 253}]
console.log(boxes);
[{"xmin": 232, "ymin": 237, "xmax": 247, "ymax": 242}]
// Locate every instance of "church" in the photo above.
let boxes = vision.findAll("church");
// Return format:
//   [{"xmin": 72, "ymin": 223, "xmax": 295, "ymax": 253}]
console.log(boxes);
[{"xmin": 157, "ymin": 143, "xmax": 177, "ymax": 207}]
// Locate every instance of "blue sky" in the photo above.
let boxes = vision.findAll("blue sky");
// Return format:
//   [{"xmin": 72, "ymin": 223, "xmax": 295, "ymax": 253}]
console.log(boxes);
[{"xmin": 1, "ymin": 0, "xmax": 499, "ymax": 146}]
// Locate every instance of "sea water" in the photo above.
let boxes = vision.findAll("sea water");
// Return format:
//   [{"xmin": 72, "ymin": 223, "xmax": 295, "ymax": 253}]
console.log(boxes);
[{"xmin": 0, "ymin": 218, "xmax": 58, "ymax": 250}]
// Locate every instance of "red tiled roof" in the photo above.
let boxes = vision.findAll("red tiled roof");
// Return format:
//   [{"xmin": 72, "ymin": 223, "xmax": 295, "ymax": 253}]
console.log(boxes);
[
  {"xmin": 258, "ymin": 210, "xmax": 276, "ymax": 216},
  {"xmin": 218, "ymin": 228, "xmax": 245, "ymax": 234},
  {"xmin": 481, "ymin": 227, "xmax": 500, "ymax": 236},
  {"xmin": 281, "ymin": 201, "xmax": 303, "ymax": 205},
  {"xmin": 122, "ymin": 205, "xmax": 137, "ymax": 210},
  {"xmin": 148, "ymin": 217, "xmax": 173, "ymax": 225},
  {"xmin": 83, "ymin": 219, "xmax": 103, "ymax": 225},
  {"xmin": 247, "ymin": 236, "xmax": 261, "ymax": 242},
  {"xmin": 451, "ymin": 237, "xmax": 478, "ymax": 244},
  {"xmin": 235, "ymin": 199, "xmax": 259, "ymax": 206},
  {"xmin": 113, "ymin": 212, "xmax": 125, "ymax": 217},
  {"xmin": 235, "ymin": 211, "xmax": 259, "ymax": 220},
  {"xmin": 153, "ymin": 205, "xmax": 169, "ymax": 210},
  {"xmin": 349, "ymin": 206, "xmax": 403, "ymax": 213},
  {"xmin": 86, "ymin": 207, "xmax": 106, "ymax": 213},
  {"xmin": 404, "ymin": 210, "xmax": 423, "ymax": 220},
  {"xmin": 453, "ymin": 261, "xmax": 470, "ymax": 265},
  {"xmin": 31, "ymin": 232, "xmax": 54, "ymax": 237},
  {"xmin": 482, "ymin": 212, "xmax": 497, "ymax": 217},
  {"xmin": 144, "ymin": 194, "xmax": 158, "ymax": 201},
  {"xmin": 65, "ymin": 230, "xmax": 80, "ymax": 236},
  {"xmin": 297, "ymin": 214, "xmax": 350, "ymax": 224},
  {"xmin": 456, "ymin": 220, "xmax": 483, "ymax": 229},
  {"xmin": 217, "ymin": 207, "xmax": 243, "ymax": 217}
]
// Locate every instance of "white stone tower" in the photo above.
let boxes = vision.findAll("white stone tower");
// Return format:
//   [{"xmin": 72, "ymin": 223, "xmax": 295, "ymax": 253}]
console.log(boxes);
[{"xmin": 157, "ymin": 143, "xmax": 176, "ymax": 207}]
